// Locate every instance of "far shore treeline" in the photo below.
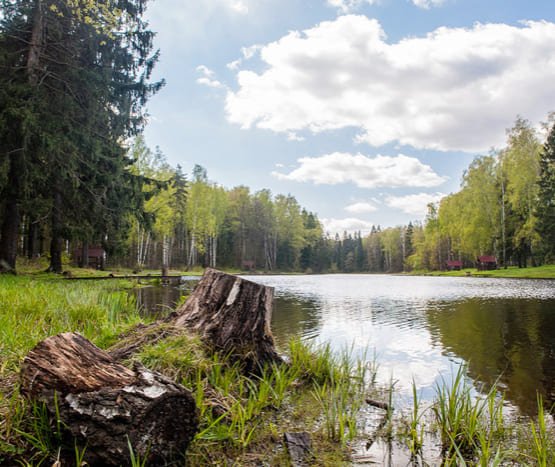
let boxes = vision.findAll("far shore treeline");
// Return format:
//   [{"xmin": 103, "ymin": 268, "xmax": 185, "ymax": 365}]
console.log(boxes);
[
  {"xmin": 0, "ymin": 2, "xmax": 553, "ymax": 275},
  {"xmin": 2, "ymin": 115, "xmax": 554, "ymax": 275}
]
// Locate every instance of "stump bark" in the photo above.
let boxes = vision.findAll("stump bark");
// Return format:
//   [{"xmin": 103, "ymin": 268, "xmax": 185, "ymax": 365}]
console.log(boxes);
[
  {"xmin": 172, "ymin": 268, "xmax": 282, "ymax": 371},
  {"xmin": 20, "ymin": 332, "xmax": 198, "ymax": 466}
]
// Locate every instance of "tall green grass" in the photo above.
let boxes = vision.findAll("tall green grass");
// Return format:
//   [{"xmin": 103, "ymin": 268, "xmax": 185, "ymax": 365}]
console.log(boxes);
[
  {"xmin": 400, "ymin": 363, "xmax": 552, "ymax": 465},
  {"xmin": 0, "ymin": 275, "xmax": 144, "ymax": 464},
  {"xmin": 0, "ymin": 276, "xmax": 141, "ymax": 369}
]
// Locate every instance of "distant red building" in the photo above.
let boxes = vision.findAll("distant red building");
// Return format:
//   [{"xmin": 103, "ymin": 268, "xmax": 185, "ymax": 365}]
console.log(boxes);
[
  {"xmin": 446, "ymin": 260, "xmax": 463, "ymax": 271},
  {"xmin": 476, "ymin": 255, "xmax": 497, "ymax": 271}
]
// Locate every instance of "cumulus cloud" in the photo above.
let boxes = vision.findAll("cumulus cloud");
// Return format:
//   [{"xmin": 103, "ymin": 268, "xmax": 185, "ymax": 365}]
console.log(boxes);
[
  {"xmin": 327, "ymin": 0, "xmax": 379, "ymax": 14},
  {"xmin": 385, "ymin": 192, "xmax": 447, "ymax": 217},
  {"xmin": 226, "ymin": 16, "xmax": 555, "ymax": 152},
  {"xmin": 322, "ymin": 217, "xmax": 375, "ymax": 236},
  {"xmin": 345, "ymin": 201, "xmax": 378, "ymax": 213},
  {"xmin": 411, "ymin": 0, "xmax": 445, "ymax": 9},
  {"xmin": 196, "ymin": 65, "xmax": 226, "ymax": 89},
  {"xmin": 272, "ymin": 152, "xmax": 446, "ymax": 188}
]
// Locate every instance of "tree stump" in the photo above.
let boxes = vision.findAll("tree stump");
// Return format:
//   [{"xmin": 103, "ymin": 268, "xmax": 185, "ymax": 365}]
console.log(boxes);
[
  {"xmin": 171, "ymin": 268, "xmax": 282, "ymax": 372},
  {"xmin": 20, "ymin": 332, "xmax": 198, "ymax": 466}
]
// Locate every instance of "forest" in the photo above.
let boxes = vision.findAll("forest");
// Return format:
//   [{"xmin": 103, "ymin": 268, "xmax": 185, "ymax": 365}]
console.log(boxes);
[{"xmin": 0, "ymin": 1, "xmax": 554, "ymax": 275}]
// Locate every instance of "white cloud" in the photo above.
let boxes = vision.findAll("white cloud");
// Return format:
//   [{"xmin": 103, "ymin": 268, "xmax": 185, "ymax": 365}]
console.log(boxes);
[
  {"xmin": 196, "ymin": 65, "xmax": 214, "ymax": 77},
  {"xmin": 226, "ymin": 16, "xmax": 555, "ymax": 152},
  {"xmin": 345, "ymin": 201, "xmax": 378, "ymax": 213},
  {"xmin": 411, "ymin": 0, "xmax": 445, "ymax": 9},
  {"xmin": 229, "ymin": 0, "xmax": 248, "ymax": 14},
  {"xmin": 322, "ymin": 217, "xmax": 375, "ymax": 236},
  {"xmin": 272, "ymin": 152, "xmax": 446, "ymax": 188},
  {"xmin": 385, "ymin": 192, "xmax": 447, "ymax": 217},
  {"xmin": 227, "ymin": 45, "xmax": 263, "ymax": 70},
  {"xmin": 196, "ymin": 65, "xmax": 226, "ymax": 89},
  {"xmin": 145, "ymin": 0, "xmax": 250, "ymax": 52},
  {"xmin": 327, "ymin": 0, "xmax": 379, "ymax": 14}
]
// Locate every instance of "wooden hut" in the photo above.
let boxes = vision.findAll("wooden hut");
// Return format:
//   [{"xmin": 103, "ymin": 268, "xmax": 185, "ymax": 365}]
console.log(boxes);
[
  {"xmin": 241, "ymin": 260, "xmax": 256, "ymax": 271},
  {"xmin": 476, "ymin": 255, "xmax": 497, "ymax": 271},
  {"xmin": 74, "ymin": 245, "xmax": 106, "ymax": 269},
  {"xmin": 446, "ymin": 260, "xmax": 463, "ymax": 271}
]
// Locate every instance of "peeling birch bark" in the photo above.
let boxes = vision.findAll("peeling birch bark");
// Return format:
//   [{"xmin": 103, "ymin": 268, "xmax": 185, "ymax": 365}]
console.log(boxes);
[{"xmin": 20, "ymin": 332, "xmax": 198, "ymax": 465}]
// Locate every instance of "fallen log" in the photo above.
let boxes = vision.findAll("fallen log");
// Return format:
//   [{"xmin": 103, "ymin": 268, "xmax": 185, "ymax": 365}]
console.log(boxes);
[{"xmin": 21, "ymin": 332, "xmax": 198, "ymax": 466}]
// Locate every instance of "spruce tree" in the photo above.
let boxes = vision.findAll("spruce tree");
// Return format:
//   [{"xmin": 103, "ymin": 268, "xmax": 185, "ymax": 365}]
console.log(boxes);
[{"xmin": 0, "ymin": 0, "xmax": 163, "ymax": 272}]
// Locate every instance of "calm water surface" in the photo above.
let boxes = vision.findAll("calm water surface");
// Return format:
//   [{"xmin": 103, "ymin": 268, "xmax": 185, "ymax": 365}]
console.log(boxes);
[
  {"xmin": 242, "ymin": 274, "xmax": 555, "ymax": 416},
  {"xmin": 134, "ymin": 274, "xmax": 555, "ymax": 416}
]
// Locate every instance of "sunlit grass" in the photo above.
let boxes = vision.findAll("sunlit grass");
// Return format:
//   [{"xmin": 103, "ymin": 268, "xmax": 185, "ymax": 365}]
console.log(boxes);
[
  {"xmin": 411, "ymin": 264, "xmax": 555, "ymax": 279},
  {"xmin": 0, "ymin": 274, "xmax": 377, "ymax": 465}
]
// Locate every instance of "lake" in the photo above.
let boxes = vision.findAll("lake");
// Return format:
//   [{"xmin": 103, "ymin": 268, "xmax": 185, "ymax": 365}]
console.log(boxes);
[
  {"xmin": 244, "ymin": 274, "xmax": 555, "ymax": 416},
  {"xmin": 135, "ymin": 274, "xmax": 555, "ymax": 416}
]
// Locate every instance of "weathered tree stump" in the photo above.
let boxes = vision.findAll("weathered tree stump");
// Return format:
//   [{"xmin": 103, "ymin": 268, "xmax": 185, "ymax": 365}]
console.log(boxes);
[
  {"xmin": 20, "ymin": 332, "xmax": 198, "ymax": 466},
  {"xmin": 172, "ymin": 268, "xmax": 282, "ymax": 372}
]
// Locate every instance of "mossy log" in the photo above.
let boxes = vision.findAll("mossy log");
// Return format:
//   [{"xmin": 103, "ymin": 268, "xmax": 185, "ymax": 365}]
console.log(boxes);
[{"xmin": 20, "ymin": 332, "xmax": 198, "ymax": 466}]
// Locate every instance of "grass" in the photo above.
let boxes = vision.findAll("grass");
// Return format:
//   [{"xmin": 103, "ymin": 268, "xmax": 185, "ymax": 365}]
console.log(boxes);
[
  {"xmin": 0, "ymin": 274, "xmax": 376, "ymax": 466},
  {"xmin": 411, "ymin": 264, "xmax": 555, "ymax": 279},
  {"xmin": 392, "ymin": 363, "xmax": 555, "ymax": 466},
  {"xmin": 3, "ymin": 273, "xmax": 555, "ymax": 465}
]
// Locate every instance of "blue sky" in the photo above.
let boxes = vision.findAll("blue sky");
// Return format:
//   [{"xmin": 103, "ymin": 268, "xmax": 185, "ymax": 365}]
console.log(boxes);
[{"xmin": 143, "ymin": 0, "xmax": 555, "ymax": 235}]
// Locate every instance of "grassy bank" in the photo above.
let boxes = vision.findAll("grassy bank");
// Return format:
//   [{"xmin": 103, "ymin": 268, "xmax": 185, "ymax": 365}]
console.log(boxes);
[
  {"xmin": 411, "ymin": 264, "xmax": 555, "ymax": 279},
  {"xmin": 1, "ymin": 274, "xmax": 554, "ymax": 465},
  {"xmin": 0, "ymin": 275, "xmax": 377, "ymax": 465}
]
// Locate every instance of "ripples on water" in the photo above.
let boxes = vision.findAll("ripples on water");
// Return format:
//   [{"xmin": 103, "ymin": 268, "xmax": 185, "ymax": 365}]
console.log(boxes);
[
  {"xmin": 244, "ymin": 274, "xmax": 555, "ymax": 415},
  {"xmin": 133, "ymin": 274, "xmax": 555, "ymax": 416}
]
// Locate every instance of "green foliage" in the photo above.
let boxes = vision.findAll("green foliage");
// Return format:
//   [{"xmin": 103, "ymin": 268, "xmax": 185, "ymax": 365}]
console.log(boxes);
[
  {"xmin": 411, "ymin": 114, "xmax": 553, "ymax": 271},
  {"xmin": 432, "ymin": 364, "xmax": 506, "ymax": 463},
  {"xmin": 0, "ymin": 0, "xmax": 162, "ymax": 272},
  {"xmin": 536, "ymin": 116, "xmax": 555, "ymax": 262}
]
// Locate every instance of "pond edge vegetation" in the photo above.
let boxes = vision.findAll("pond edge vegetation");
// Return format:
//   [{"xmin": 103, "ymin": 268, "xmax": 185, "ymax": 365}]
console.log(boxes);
[{"xmin": 1, "ymin": 274, "xmax": 555, "ymax": 465}]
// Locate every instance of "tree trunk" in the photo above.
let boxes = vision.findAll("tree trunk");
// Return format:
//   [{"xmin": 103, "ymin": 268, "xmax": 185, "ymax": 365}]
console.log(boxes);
[
  {"xmin": 49, "ymin": 189, "xmax": 63, "ymax": 273},
  {"xmin": 20, "ymin": 332, "xmax": 198, "ymax": 466},
  {"xmin": 0, "ymin": 191, "xmax": 20, "ymax": 273},
  {"xmin": 27, "ymin": 0, "xmax": 44, "ymax": 86},
  {"xmin": 110, "ymin": 269, "xmax": 283, "ymax": 373},
  {"xmin": 26, "ymin": 218, "xmax": 39, "ymax": 260},
  {"xmin": 172, "ymin": 268, "xmax": 282, "ymax": 372}
]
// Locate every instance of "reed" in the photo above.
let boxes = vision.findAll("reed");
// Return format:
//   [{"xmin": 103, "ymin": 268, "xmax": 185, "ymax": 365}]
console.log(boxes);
[{"xmin": 530, "ymin": 394, "xmax": 553, "ymax": 466}]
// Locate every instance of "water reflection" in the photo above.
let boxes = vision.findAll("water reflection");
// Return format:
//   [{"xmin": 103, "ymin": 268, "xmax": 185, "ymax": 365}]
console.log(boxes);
[
  {"xmin": 132, "ymin": 277, "xmax": 199, "ymax": 318},
  {"xmin": 130, "ymin": 274, "xmax": 555, "ymax": 415},
  {"xmin": 245, "ymin": 274, "xmax": 555, "ymax": 415},
  {"xmin": 427, "ymin": 298, "xmax": 555, "ymax": 415},
  {"xmin": 271, "ymin": 294, "xmax": 322, "ymax": 345},
  {"xmin": 133, "ymin": 286, "xmax": 182, "ymax": 317}
]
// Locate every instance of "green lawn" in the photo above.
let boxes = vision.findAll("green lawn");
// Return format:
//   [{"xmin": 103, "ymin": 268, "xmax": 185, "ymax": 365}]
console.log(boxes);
[{"xmin": 412, "ymin": 264, "xmax": 555, "ymax": 279}]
